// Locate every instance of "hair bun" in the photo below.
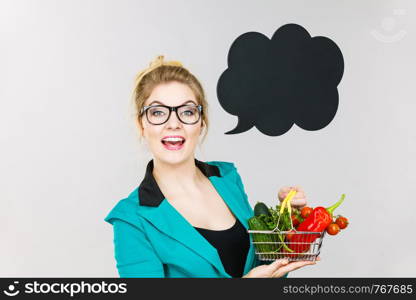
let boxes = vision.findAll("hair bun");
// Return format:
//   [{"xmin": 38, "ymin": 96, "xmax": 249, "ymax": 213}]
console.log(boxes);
[
  {"xmin": 149, "ymin": 55, "xmax": 183, "ymax": 68},
  {"xmin": 135, "ymin": 55, "xmax": 183, "ymax": 87}
]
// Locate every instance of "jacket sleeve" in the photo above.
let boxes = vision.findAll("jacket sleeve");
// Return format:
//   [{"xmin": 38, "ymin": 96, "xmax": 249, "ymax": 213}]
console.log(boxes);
[
  {"xmin": 233, "ymin": 164, "xmax": 289, "ymax": 278},
  {"xmin": 106, "ymin": 209, "xmax": 165, "ymax": 278}
]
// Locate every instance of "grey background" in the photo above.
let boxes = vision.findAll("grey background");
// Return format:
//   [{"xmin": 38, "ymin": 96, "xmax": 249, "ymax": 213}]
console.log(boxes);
[{"xmin": 1, "ymin": 0, "xmax": 415, "ymax": 277}]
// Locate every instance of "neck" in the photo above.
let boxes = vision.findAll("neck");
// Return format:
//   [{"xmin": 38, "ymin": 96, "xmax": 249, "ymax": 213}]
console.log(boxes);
[{"xmin": 152, "ymin": 157, "xmax": 203, "ymax": 191}]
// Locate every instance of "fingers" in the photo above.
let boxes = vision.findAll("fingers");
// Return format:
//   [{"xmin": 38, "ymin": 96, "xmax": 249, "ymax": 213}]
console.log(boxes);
[
  {"xmin": 268, "ymin": 258, "xmax": 290, "ymax": 271},
  {"xmin": 278, "ymin": 186, "xmax": 307, "ymax": 208},
  {"xmin": 278, "ymin": 187, "xmax": 291, "ymax": 202},
  {"xmin": 272, "ymin": 260, "xmax": 318, "ymax": 277},
  {"xmin": 279, "ymin": 186, "xmax": 304, "ymax": 197},
  {"xmin": 290, "ymin": 195, "xmax": 307, "ymax": 208}
]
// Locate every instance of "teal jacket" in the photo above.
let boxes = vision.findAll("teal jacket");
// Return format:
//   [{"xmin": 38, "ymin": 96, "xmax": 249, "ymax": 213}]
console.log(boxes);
[{"xmin": 104, "ymin": 159, "xmax": 289, "ymax": 278}]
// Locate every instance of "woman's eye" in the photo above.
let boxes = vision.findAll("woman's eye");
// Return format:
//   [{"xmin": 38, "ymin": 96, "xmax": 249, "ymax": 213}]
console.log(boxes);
[
  {"xmin": 183, "ymin": 110, "xmax": 194, "ymax": 116},
  {"xmin": 151, "ymin": 110, "xmax": 165, "ymax": 116},
  {"xmin": 181, "ymin": 108, "xmax": 197, "ymax": 116}
]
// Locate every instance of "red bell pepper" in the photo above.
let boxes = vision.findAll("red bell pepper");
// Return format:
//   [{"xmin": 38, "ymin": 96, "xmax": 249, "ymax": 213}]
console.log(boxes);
[{"xmin": 285, "ymin": 194, "xmax": 345, "ymax": 257}]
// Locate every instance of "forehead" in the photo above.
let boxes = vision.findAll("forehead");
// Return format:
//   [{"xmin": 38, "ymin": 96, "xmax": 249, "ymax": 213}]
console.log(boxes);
[{"xmin": 145, "ymin": 81, "xmax": 197, "ymax": 106}]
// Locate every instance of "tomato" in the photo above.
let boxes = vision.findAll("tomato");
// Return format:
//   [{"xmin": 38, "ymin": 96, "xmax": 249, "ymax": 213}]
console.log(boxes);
[
  {"xmin": 336, "ymin": 216, "xmax": 349, "ymax": 229},
  {"xmin": 326, "ymin": 223, "xmax": 340, "ymax": 235},
  {"xmin": 291, "ymin": 215, "xmax": 300, "ymax": 227},
  {"xmin": 301, "ymin": 206, "xmax": 313, "ymax": 219},
  {"xmin": 285, "ymin": 229, "xmax": 296, "ymax": 241}
]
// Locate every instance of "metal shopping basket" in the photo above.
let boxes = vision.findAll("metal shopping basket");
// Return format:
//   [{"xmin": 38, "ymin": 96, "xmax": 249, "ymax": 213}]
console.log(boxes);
[
  {"xmin": 247, "ymin": 189, "xmax": 325, "ymax": 262},
  {"xmin": 247, "ymin": 229, "xmax": 325, "ymax": 262}
]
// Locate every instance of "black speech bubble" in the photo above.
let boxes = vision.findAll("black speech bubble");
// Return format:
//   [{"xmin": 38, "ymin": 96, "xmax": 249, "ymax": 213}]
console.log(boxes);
[{"xmin": 217, "ymin": 23, "xmax": 344, "ymax": 136}]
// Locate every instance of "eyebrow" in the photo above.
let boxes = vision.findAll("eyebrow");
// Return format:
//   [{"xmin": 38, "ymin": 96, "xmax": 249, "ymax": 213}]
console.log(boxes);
[{"xmin": 147, "ymin": 100, "xmax": 197, "ymax": 106}]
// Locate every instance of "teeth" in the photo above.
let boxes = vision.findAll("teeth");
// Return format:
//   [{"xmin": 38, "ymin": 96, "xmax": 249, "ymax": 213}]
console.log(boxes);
[{"xmin": 162, "ymin": 137, "xmax": 184, "ymax": 142}]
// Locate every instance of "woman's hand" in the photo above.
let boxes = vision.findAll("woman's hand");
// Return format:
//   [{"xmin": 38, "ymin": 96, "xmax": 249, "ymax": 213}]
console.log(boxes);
[
  {"xmin": 242, "ymin": 257, "xmax": 320, "ymax": 278},
  {"xmin": 278, "ymin": 186, "xmax": 307, "ymax": 209}
]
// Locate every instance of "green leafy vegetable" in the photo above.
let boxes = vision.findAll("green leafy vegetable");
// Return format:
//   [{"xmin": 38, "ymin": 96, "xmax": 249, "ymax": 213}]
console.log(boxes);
[{"xmin": 248, "ymin": 202, "xmax": 300, "ymax": 254}]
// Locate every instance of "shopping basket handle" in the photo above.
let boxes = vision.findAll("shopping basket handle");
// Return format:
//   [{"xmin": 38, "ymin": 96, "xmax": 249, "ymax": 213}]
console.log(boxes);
[{"xmin": 274, "ymin": 189, "xmax": 297, "ymax": 232}]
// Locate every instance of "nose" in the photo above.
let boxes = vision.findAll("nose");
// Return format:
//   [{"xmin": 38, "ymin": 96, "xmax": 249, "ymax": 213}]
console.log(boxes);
[{"xmin": 165, "ymin": 109, "xmax": 182, "ymax": 129}]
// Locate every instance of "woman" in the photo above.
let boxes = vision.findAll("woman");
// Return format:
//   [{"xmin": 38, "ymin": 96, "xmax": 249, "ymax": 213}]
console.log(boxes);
[{"xmin": 104, "ymin": 55, "xmax": 319, "ymax": 278}]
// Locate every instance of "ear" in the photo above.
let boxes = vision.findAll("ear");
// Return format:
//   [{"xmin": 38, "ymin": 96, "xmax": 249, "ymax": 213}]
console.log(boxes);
[
  {"xmin": 135, "ymin": 117, "xmax": 145, "ymax": 137},
  {"xmin": 200, "ymin": 120, "xmax": 204, "ymax": 135}
]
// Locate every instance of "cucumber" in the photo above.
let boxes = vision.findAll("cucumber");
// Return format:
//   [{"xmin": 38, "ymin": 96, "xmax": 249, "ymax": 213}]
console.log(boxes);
[{"xmin": 254, "ymin": 202, "xmax": 271, "ymax": 217}]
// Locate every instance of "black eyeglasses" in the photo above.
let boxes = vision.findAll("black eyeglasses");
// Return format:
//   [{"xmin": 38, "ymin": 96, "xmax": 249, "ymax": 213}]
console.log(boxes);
[{"xmin": 140, "ymin": 104, "xmax": 203, "ymax": 125}]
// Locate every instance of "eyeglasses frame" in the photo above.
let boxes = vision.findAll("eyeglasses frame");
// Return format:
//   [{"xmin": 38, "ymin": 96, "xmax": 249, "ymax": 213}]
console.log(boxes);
[{"xmin": 139, "ymin": 104, "xmax": 203, "ymax": 125}]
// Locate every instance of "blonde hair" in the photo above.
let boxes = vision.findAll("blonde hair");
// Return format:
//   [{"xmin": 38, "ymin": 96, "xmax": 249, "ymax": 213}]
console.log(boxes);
[{"xmin": 132, "ymin": 55, "xmax": 209, "ymax": 145}]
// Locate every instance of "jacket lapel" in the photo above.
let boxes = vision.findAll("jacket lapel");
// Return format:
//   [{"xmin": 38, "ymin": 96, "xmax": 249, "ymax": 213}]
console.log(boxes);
[
  {"xmin": 137, "ymin": 200, "xmax": 229, "ymax": 276},
  {"xmin": 136, "ymin": 159, "xmax": 255, "ymax": 277},
  {"xmin": 208, "ymin": 175, "xmax": 256, "ymax": 276}
]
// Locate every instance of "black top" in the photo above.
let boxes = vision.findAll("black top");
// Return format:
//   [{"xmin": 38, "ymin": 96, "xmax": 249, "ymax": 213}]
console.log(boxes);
[{"xmin": 194, "ymin": 218, "xmax": 250, "ymax": 278}]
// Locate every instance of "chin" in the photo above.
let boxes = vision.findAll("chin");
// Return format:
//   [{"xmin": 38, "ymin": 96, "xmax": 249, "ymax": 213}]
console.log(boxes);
[{"xmin": 154, "ymin": 151, "xmax": 194, "ymax": 166}]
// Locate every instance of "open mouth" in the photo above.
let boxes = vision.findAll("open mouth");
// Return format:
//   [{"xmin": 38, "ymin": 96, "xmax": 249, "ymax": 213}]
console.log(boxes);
[{"xmin": 161, "ymin": 137, "xmax": 186, "ymax": 147}]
